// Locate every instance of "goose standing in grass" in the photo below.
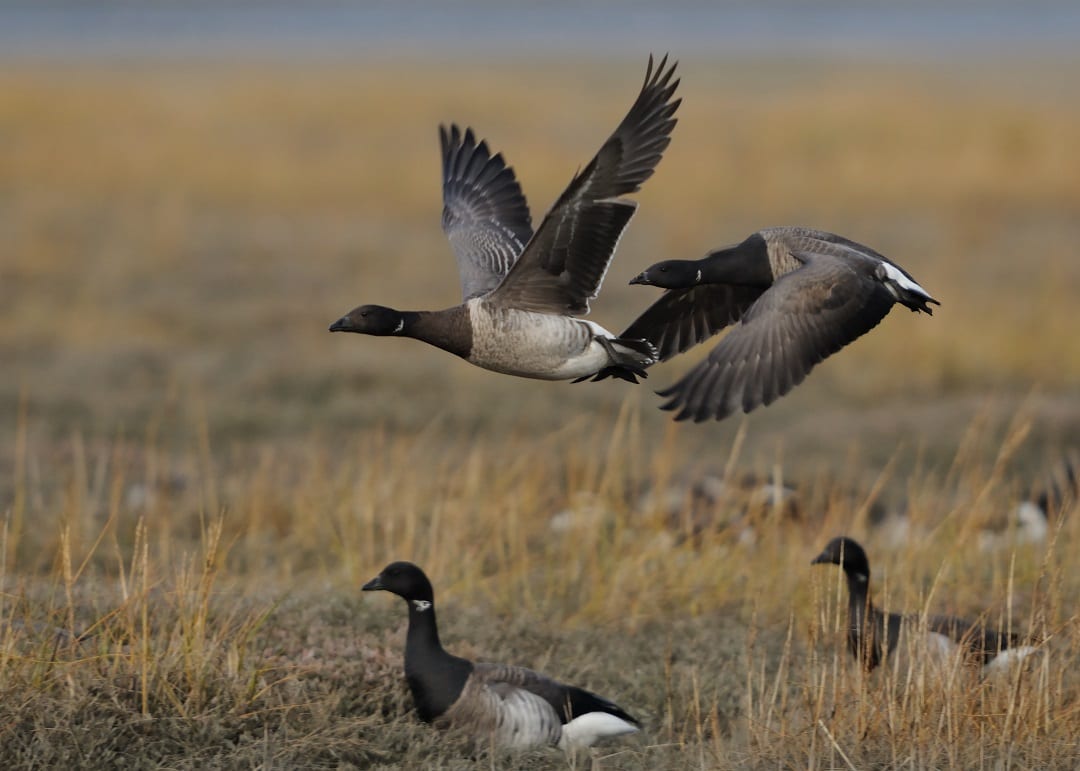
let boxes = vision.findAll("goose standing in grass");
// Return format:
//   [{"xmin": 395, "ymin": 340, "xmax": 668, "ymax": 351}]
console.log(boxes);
[
  {"xmin": 362, "ymin": 561, "xmax": 640, "ymax": 750},
  {"xmin": 330, "ymin": 55, "xmax": 681, "ymax": 383},
  {"xmin": 982, "ymin": 448, "xmax": 1077, "ymax": 551},
  {"xmin": 1026, "ymin": 446, "xmax": 1078, "ymax": 524},
  {"xmin": 811, "ymin": 536, "xmax": 1037, "ymax": 672},
  {"xmin": 609, "ymin": 227, "xmax": 938, "ymax": 420}
]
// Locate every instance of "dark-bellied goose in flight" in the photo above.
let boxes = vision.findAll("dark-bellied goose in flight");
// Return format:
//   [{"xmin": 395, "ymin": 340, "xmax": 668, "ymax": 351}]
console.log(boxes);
[
  {"xmin": 362, "ymin": 561, "xmax": 641, "ymax": 750},
  {"xmin": 614, "ymin": 226, "xmax": 939, "ymax": 420},
  {"xmin": 330, "ymin": 55, "xmax": 680, "ymax": 383}
]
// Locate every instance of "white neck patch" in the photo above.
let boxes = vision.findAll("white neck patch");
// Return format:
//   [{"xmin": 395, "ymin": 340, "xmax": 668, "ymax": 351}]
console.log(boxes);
[
  {"xmin": 695, "ymin": 269, "xmax": 702, "ymax": 283},
  {"xmin": 393, "ymin": 319, "xmax": 405, "ymax": 334},
  {"xmin": 412, "ymin": 599, "xmax": 432, "ymax": 612}
]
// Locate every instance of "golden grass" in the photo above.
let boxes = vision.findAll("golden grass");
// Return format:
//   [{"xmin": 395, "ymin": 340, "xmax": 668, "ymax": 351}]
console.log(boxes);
[
  {"xmin": 1, "ymin": 53, "xmax": 1079, "ymax": 767},
  {"xmin": 2, "ymin": 402, "xmax": 1078, "ymax": 768}
]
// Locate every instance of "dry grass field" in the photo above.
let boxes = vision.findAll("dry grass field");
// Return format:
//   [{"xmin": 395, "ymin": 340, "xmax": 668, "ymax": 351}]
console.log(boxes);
[{"xmin": 2, "ymin": 51, "xmax": 1079, "ymax": 768}]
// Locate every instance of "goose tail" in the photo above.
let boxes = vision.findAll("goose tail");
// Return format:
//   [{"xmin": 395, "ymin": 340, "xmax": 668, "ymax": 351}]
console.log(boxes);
[
  {"xmin": 574, "ymin": 337, "xmax": 657, "ymax": 384},
  {"xmin": 876, "ymin": 262, "xmax": 940, "ymax": 315}
]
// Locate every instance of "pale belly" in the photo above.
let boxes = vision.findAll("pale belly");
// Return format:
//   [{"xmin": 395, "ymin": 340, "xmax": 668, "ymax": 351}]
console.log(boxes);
[{"xmin": 466, "ymin": 304, "xmax": 615, "ymax": 381}]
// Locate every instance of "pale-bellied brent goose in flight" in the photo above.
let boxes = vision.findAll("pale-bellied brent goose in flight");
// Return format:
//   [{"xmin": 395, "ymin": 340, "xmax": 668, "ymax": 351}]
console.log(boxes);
[
  {"xmin": 811, "ymin": 536, "xmax": 1038, "ymax": 672},
  {"xmin": 362, "ymin": 561, "xmax": 641, "ymax": 750},
  {"xmin": 330, "ymin": 55, "xmax": 680, "ymax": 383},
  {"xmin": 609, "ymin": 226, "xmax": 938, "ymax": 420}
]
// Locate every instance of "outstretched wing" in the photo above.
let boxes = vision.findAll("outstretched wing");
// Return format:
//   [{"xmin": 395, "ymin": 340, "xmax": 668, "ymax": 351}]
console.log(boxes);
[
  {"xmin": 620, "ymin": 283, "xmax": 765, "ymax": 362},
  {"xmin": 658, "ymin": 252, "xmax": 896, "ymax": 422},
  {"xmin": 489, "ymin": 54, "xmax": 680, "ymax": 316},
  {"xmin": 440, "ymin": 124, "xmax": 533, "ymax": 300}
]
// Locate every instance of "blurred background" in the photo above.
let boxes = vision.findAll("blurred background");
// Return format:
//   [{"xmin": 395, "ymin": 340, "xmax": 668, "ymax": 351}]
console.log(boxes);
[
  {"xmin": 2, "ymin": 4, "xmax": 1079, "ymax": 766},
  {"xmin": 2, "ymin": 0, "xmax": 1079, "ymax": 519}
]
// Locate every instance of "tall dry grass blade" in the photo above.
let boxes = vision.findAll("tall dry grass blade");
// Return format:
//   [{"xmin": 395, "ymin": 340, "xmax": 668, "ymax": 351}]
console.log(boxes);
[
  {"xmin": 136, "ymin": 516, "xmax": 150, "ymax": 717},
  {"xmin": 817, "ymin": 718, "xmax": 858, "ymax": 771},
  {"xmin": 59, "ymin": 525, "xmax": 74, "ymax": 636},
  {"xmin": 765, "ymin": 614, "xmax": 795, "ymax": 733},
  {"xmin": 10, "ymin": 388, "xmax": 28, "ymax": 569}
]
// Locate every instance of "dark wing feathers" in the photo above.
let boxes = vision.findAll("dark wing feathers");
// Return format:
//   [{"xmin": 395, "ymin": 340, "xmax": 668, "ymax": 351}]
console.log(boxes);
[
  {"xmin": 489, "ymin": 55, "xmax": 680, "ymax": 316},
  {"xmin": 440, "ymin": 124, "xmax": 533, "ymax": 301},
  {"xmin": 560, "ymin": 53, "xmax": 681, "ymax": 203},
  {"xmin": 619, "ymin": 284, "xmax": 765, "ymax": 362},
  {"xmin": 562, "ymin": 684, "xmax": 640, "ymax": 725},
  {"xmin": 926, "ymin": 615, "xmax": 1021, "ymax": 664},
  {"xmin": 474, "ymin": 662, "xmax": 636, "ymax": 725},
  {"xmin": 503, "ymin": 202, "xmax": 637, "ymax": 316},
  {"xmin": 658, "ymin": 253, "xmax": 896, "ymax": 422}
]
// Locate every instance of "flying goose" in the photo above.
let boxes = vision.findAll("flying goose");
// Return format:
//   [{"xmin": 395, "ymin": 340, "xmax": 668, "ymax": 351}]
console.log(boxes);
[
  {"xmin": 330, "ymin": 55, "xmax": 681, "ymax": 383},
  {"xmin": 811, "ymin": 536, "xmax": 1037, "ymax": 672},
  {"xmin": 362, "ymin": 561, "xmax": 641, "ymax": 750},
  {"xmin": 609, "ymin": 226, "xmax": 938, "ymax": 420}
]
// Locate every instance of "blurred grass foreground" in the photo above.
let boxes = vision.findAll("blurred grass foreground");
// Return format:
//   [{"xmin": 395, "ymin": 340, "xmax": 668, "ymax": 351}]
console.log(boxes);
[{"xmin": 1, "ymin": 48, "xmax": 1079, "ymax": 768}]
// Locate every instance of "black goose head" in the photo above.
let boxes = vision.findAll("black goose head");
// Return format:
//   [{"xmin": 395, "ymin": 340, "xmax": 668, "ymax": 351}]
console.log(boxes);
[
  {"xmin": 811, "ymin": 536, "xmax": 871, "ymax": 582},
  {"xmin": 363, "ymin": 561, "xmax": 468, "ymax": 722},
  {"xmin": 363, "ymin": 561, "xmax": 435, "ymax": 606},
  {"xmin": 629, "ymin": 259, "xmax": 704, "ymax": 289},
  {"xmin": 329, "ymin": 304, "xmax": 408, "ymax": 336}
]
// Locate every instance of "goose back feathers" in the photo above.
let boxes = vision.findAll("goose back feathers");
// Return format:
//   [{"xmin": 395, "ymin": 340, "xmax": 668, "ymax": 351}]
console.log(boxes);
[
  {"xmin": 331, "ymin": 55, "xmax": 680, "ymax": 383},
  {"xmin": 811, "ymin": 536, "xmax": 1036, "ymax": 672},
  {"xmin": 619, "ymin": 226, "xmax": 939, "ymax": 420},
  {"xmin": 362, "ymin": 561, "xmax": 640, "ymax": 750}
]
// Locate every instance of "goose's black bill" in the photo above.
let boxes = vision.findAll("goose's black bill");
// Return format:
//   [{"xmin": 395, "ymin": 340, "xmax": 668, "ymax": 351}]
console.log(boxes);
[{"xmin": 361, "ymin": 575, "xmax": 384, "ymax": 591}]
